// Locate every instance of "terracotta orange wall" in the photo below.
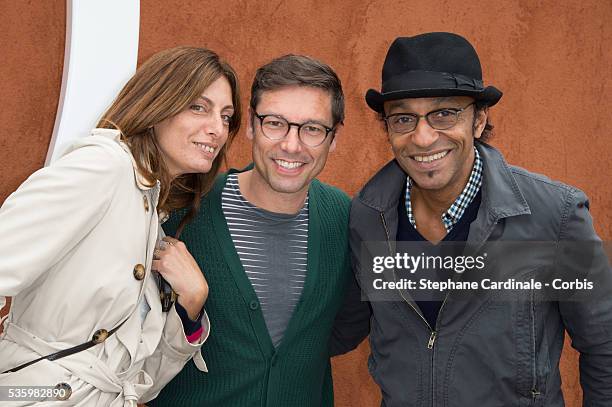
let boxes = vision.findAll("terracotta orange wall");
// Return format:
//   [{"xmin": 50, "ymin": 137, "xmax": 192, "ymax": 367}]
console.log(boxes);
[
  {"xmin": 0, "ymin": 1, "xmax": 65, "ymax": 204},
  {"xmin": 1, "ymin": 1, "xmax": 611, "ymax": 406}
]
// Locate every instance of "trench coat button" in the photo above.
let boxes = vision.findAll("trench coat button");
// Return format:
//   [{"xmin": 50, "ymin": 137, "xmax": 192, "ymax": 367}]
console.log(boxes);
[
  {"xmin": 54, "ymin": 382, "xmax": 72, "ymax": 400},
  {"xmin": 92, "ymin": 329, "xmax": 109, "ymax": 344},
  {"xmin": 249, "ymin": 300, "xmax": 259, "ymax": 310},
  {"xmin": 143, "ymin": 195, "xmax": 149, "ymax": 212},
  {"xmin": 133, "ymin": 264, "xmax": 146, "ymax": 280}
]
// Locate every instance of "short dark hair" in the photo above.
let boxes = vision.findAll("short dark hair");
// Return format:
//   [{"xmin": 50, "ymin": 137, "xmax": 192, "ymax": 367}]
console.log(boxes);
[{"xmin": 250, "ymin": 54, "xmax": 344, "ymax": 126}]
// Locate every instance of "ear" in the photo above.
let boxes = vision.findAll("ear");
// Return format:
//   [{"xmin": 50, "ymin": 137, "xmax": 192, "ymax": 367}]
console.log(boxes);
[
  {"xmin": 329, "ymin": 123, "xmax": 343, "ymax": 153},
  {"xmin": 474, "ymin": 106, "xmax": 488, "ymax": 139},
  {"xmin": 376, "ymin": 113, "xmax": 392, "ymax": 142},
  {"xmin": 246, "ymin": 108, "xmax": 255, "ymax": 141}
]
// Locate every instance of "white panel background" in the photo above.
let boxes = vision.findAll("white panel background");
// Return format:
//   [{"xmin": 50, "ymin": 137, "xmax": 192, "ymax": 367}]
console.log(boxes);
[{"xmin": 46, "ymin": 0, "xmax": 140, "ymax": 165}]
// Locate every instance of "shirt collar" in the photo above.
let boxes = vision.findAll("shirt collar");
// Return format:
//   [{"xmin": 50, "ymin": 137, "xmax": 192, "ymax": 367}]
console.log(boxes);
[{"xmin": 405, "ymin": 147, "xmax": 483, "ymax": 233}]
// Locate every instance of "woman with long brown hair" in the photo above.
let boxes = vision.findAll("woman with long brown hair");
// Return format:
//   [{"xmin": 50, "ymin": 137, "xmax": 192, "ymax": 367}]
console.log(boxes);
[{"xmin": 0, "ymin": 46, "xmax": 241, "ymax": 406}]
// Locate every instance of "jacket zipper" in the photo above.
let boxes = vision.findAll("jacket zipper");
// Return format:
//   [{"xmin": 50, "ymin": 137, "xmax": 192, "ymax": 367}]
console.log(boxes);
[
  {"xmin": 427, "ymin": 331, "xmax": 437, "ymax": 349},
  {"xmin": 377, "ymin": 203, "xmax": 502, "ymax": 406},
  {"xmin": 379, "ymin": 212, "xmax": 433, "ymax": 332},
  {"xmin": 530, "ymin": 288, "xmax": 540, "ymax": 403},
  {"xmin": 380, "ymin": 211, "xmax": 447, "ymax": 407}
]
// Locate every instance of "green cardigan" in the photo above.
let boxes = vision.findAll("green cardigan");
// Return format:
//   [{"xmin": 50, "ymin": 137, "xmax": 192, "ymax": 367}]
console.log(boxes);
[{"xmin": 150, "ymin": 167, "xmax": 352, "ymax": 407}]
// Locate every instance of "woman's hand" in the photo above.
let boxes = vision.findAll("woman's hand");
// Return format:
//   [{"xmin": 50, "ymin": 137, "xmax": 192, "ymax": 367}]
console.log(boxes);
[{"xmin": 152, "ymin": 236, "xmax": 208, "ymax": 320}]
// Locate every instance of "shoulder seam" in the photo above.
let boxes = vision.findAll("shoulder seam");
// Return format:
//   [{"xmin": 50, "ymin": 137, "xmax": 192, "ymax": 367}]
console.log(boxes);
[{"xmin": 510, "ymin": 167, "xmax": 577, "ymax": 193}]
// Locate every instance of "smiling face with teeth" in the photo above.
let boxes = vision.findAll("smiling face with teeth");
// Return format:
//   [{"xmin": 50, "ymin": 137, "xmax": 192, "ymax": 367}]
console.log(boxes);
[
  {"xmin": 244, "ymin": 86, "xmax": 337, "ymax": 209},
  {"xmin": 154, "ymin": 76, "xmax": 234, "ymax": 178},
  {"xmin": 384, "ymin": 96, "xmax": 487, "ymax": 199}
]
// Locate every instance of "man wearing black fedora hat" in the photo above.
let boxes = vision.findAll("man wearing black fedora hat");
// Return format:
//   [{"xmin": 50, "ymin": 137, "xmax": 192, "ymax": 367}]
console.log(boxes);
[{"xmin": 345, "ymin": 32, "xmax": 612, "ymax": 406}]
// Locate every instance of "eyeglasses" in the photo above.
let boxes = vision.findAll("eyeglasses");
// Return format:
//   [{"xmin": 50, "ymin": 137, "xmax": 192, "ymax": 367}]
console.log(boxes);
[
  {"xmin": 384, "ymin": 102, "xmax": 475, "ymax": 134},
  {"xmin": 253, "ymin": 113, "xmax": 335, "ymax": 147}
]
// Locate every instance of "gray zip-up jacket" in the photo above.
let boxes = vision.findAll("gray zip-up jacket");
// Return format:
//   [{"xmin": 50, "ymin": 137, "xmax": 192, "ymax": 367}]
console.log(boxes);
[{"xmin": 349, "ymin": 142, "xmax": 612, "ymax": 406}]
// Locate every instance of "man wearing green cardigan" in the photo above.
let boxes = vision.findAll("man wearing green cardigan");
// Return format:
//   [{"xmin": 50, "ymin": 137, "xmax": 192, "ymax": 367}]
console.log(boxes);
[{"xmin": 150, "ymin": 55, "xmax": 366, "ymax": 406}]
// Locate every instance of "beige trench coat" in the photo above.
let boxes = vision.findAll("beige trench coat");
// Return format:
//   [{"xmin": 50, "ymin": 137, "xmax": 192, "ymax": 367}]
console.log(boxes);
[{"xmin": 0, "ymin": 129, "xmax": 208, "ymax": 406}]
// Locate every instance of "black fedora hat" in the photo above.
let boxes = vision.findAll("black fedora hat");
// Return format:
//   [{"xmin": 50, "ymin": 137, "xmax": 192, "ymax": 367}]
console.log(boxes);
[{"xmin": 366, "ymin": 32, "xmax": 502, "ymax": 113}]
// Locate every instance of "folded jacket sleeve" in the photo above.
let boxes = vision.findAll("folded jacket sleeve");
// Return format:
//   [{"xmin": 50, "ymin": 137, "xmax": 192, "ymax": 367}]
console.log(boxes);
[
  {"xmin": 140, "ymin": 303, "xmax": 210, "ymax": 402},
  {"xmin": 0, "ymin": 141, "xmax": 125, "ymax": 298}
]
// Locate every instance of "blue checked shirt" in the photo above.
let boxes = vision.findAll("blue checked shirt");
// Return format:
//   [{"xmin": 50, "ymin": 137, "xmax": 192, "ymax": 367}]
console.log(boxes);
[{"xmin": 406, "ymin": 147, "xmax": 483, "ymax": 233}]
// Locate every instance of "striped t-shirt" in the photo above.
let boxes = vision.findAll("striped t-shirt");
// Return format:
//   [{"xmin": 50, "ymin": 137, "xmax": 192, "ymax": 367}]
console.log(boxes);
[{"xmin": 221, "ymin": 173, "xmax": 309, "ymax": 347}]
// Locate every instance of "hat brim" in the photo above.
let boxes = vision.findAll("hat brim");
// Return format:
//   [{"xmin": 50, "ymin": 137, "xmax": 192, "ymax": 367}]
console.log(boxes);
[{"xmin": 365, "ymin": 86, "xmax": 502, "ymax": 113}]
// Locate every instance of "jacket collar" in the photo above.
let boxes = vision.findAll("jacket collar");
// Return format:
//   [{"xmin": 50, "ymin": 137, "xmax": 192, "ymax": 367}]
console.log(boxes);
[
  {"xmin": 476, "ymin": 142, "xmax": 530, "ymax": 219},
  {"xmin": 357, "ymin": 159, "xmax": 406, "ymax": 213},
  {"xmin": 357, "ymin": 141, "xmax": 531, "ymax": 220},
  {"xmin": 90, "ymin": 128, "xmax": 157, "ymax": 191}
]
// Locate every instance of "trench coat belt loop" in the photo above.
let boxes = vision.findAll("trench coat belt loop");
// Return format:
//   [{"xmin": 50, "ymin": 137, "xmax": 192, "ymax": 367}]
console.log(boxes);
[{"xmin": 121, "ymin": 380, "xmax": 139, "ymax": 406}]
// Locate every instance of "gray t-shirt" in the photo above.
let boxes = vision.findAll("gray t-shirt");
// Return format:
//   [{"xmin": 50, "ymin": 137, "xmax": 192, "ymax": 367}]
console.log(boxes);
[{"xmin": 222, "ymin": 173, "xmax": 308, "ymax": 347}]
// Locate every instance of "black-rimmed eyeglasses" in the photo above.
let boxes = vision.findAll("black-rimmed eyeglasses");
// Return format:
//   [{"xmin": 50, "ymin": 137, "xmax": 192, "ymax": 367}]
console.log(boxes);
[
  {"xmin": 253, "ymin": 113, "xmax": 335, "ymax": 147},
  {"xmin": 384, "ymin": 102, "xmax": 476, "ymax": 134}
]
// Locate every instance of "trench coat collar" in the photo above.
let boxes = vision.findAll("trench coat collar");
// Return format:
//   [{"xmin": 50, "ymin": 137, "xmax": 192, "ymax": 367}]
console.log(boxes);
[
  {"xmin": 356, "ymin": 141, "xmax": 531, "ymax": 222},
  {"xmin": 90, "ymin": 128, "xmax": 157, "ymax": 192}
]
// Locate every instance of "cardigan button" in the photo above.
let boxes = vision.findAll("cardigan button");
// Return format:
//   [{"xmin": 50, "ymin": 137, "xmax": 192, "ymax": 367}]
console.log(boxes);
[
  {"xmin": 133, "ymin": 264, "xmax": 146, "ymax": 280},
  {"xmin": 143, "ymin": 195, "xmax": 150, "ymax": 212},
  {"xmin": 249, "ymin": 300, "xmax": 259, "ymax": 310}
]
